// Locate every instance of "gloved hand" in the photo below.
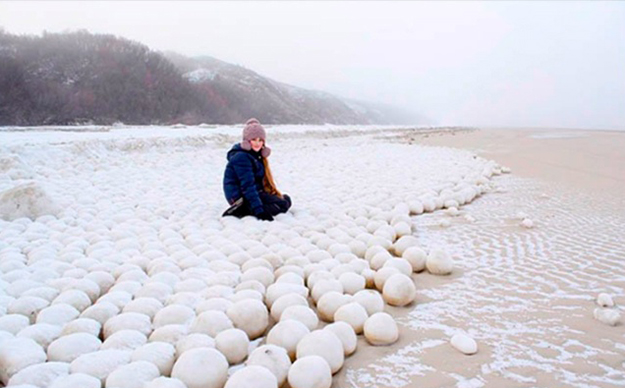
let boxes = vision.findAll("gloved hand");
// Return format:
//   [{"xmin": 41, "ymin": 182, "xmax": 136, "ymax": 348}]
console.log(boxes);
[{"xmin": 256, "ymin": 211, "xmax": 274, "ymax": 221}]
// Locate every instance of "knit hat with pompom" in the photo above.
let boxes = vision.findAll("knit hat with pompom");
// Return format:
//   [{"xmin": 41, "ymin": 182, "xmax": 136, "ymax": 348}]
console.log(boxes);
[{"xmin": 241, "ymin": 118, "xmax": 271, "ymax": 157}]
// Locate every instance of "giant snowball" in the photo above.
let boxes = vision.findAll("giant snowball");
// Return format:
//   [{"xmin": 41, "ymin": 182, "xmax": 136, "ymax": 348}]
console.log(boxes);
[
  {"xmin": 226, "ymin": 299, "xmax": 269, "ymax": 340},
  {"xmin": 288, "ymin": 355, "xmax": 332, "ymax": 388},
  {"xmin": 105, "ymin": 360, "xmax": 160, "ymax": 388},
  {"xmin": 131, "ymin": 341, "xmax": 176, "ymax": 375},
  {"xmin": 425, "ymin": 249, "xmax": 454, "ymax": 275},
  {"xmin": 70, "ymin": 349, "xmax": 132, "ymax": 385},
  {"xmin": 323, "ymin": 322, "xmax": 357, "ymax": 356},
  {"xmin": 7, "ymin": 361, "xmax": 69, "ymax": 388},
  {"xmin": 382, "ymin": 273, "xmax": 416, "ymax": 307},
  {"xmin": 47, "ymin": 332, "xmax": 102, "ymax": 362},
  {"xmin": 224, "ymin": 365, "xmax": 278, "ymax": 388},
  {"xmin": 333, "ymin": 302, "xmax": 368, "ymax": 334},
  {"xmin": 0, "ymin": 337, "xmax": 46, "ymax": 384},
  {"xmin": 402, "ymin": 247, "xmax": 427, "ymax": 272},
  {"xmin": 266, "ymin": 320, "xmax": 310, "ymax": 360},
  {"xmin": 0, "ymin": 182, "xmax": 59, "ymax": 221},
  {"xmin": 247, "ymin": 345, "xmax": 291, "ymax": 386},
  {"xmin": 296, "ymin": 330, "xmax": 344, "ymax": 374},
  {"xmin": 363, "ymin": 313, "xmax": 399, "ymax": 346},
  {"xmin": 352, "ymin": 290, "xmax": 384, "ymax": 316},
  {"xmin": 171, "ymin": 348, "xmax": 228, "ymax": 388},
  {"xmin": 215, "ymin": 328, "xmax": 249, "ymax": 364}
]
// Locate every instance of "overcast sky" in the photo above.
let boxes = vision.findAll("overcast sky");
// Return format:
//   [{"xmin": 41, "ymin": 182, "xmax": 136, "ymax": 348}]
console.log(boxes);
[{"xmin": 1, "ymin": 1, "xmax": 624, "ymax": 129}]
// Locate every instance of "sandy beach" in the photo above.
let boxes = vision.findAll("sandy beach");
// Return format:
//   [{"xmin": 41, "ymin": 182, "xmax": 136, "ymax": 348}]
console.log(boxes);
[{"xmin": 0, "ymin": 125, "xmax": 623, "ymax": 388}]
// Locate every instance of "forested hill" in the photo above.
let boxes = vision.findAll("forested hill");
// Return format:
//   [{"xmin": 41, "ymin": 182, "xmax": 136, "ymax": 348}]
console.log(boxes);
[{"xmin": 0, "ymin": 30, "xmax": 424, "ymax": 126}]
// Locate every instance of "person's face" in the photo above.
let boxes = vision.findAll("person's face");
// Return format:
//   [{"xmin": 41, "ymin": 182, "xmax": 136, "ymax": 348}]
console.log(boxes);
[{"xmin": 250, "ymin": 138, "xmax": 264, "ymax": 152}]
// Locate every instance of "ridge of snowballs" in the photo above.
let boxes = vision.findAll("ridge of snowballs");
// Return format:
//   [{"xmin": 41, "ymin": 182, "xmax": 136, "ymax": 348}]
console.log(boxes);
[{"xmin": 0, "ymin": 165, "xmax": 499, "ymax": 387}]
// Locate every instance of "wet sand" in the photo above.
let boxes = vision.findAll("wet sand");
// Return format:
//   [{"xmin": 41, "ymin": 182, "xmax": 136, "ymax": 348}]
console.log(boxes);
[{"xmin": 338, "ymin": 128, "xmax": 625, "ymax": 388}]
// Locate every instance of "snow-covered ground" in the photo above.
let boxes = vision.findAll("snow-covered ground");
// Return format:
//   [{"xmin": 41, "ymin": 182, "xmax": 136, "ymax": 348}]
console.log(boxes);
[{"xmin": 0, "ymin": 125, "xmax": 622, "ymax": 388}]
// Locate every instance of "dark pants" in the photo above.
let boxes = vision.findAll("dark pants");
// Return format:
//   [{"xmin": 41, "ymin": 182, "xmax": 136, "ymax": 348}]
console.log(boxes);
[{"xmin": 224, "ymin": 192, "xmax": 292, "ymax": 218}]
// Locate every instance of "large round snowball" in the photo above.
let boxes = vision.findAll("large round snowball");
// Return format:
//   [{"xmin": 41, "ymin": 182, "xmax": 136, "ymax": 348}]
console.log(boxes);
[
  {"xmin": 105, "ymin": 360, "xmax": 160, "ymax": 388},
  {"xmin": 7, "ymin": 361, "xmax": 69, "ymax": 388},
  {"xmin": 338, "ymin": 272, "xmax": 366, "ymax": 295},
  {"xmin": 148, "ymin": 324, "xmax": 188, "ymax": 344},
  {"xmin": 280, "ymin": 305, "xmax": 318, "ymax": 331},
  {"xmin": 425, "ymin": 249, "xmax": 454, "ymax": 275},
  {"xmin": 392, "ymin": 236, "xmax": 419, "ymax": 256},
  {"xmin": 36, "ymin": 304, "xmax": 80, "ymax": 325},
  {"xmin": 288, "ymin": 355, "xmax": 332, "ymax": 388},
  {"xmin": 153, "ymin": 305, "xmax": 195, "ymax": 328},
  {"xmin": 311, "ymin": 279, "xmax": 343, "ymax": 303},
  {"xmin": 296, "ymin": 330, "xmax": 344, "ymax": 374},
  {"xmin": 224, "ymin": 365, "xmax": 277, "ymax": 388},
  {"xmin": 215, "ymin": 328, "xmax": 249, "ymax": 364},
  {"xmin": 61, "ymin": 318, "xmax": 101, "ymax": 337},
  {"xmin": 226, "ymin": 299, "xmax": 269, "ymax": 340},
  {"xmin": 70, "ymin": 349, "xmax": 132, "ymax": 385},
  {"xmin": 189, "ymin": 310, "xmax": 233, "ymax": 337},
  {"xmin": 0, "ymin": 337, "xmax": 46, "ymax": 385},
  {"xmin": 373, "ymin": 267, "xmax": 400, "ymax": 291},
  {"xmin": 247, "ymin": 345, "xmax": 291, "ymax": 386},
  {"xmin": 49, "ymin": 372, "xmax": 101, "ymax": 388},
  {"xmin": 382, "ymin": 258, "xmax": 412, "ymax": 277},
  {"xmin": 101, "ymin": 329, "xmax": 147, "ymax": 351},
  {"xmin": 270, "ymin": 294, "xmax": 308, "ymax": 321},
  {"xmin": 382, "ymin": 273, "xmax": 416, "ymax": 307},
  {"xmin": 316, "ymin": 292, "xmax": 351, "ymax": 323},
  {"xmin": 131, "ymin": 342, "xmax": 176, "ymax": 375},
  {"xmin": 402, "ymin": 247, "xmax": 427, "ymax": 272},
  {"xmin": 352, "ymin": 290, "xmax": 384, "ymax": 316},
  {"xmin": 266, "ymin": 320, "xmax": 310, "ymax": 360},
  {"xmin": 363, "ymin": 313, "xmax": 399, "ymax": 346},
  {"xmin": 47, "ymin": 332, "xmax": 101, "ymax": 362},
  {"xmin": 175, "ymin": 333, "xmax": 215, "ymax": 356},
  {"xmin": 333, "ymin": 302, "xmax": 368, "ymax": 334},
  {"xmin": 103, "ymin": 312, "xmax": 152, "ymax": 339},
  {"xmin": 171, "ymin": 348, "xmax": 228, "ymax": 388},
  {"xmin": 323, "ymin": 322, "xmax": 357, "ymax": 356}
]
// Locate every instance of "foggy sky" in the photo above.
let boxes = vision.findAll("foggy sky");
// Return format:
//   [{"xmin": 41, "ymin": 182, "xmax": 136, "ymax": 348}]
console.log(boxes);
[{"xmin": 1, "ymin": 1, "xmax": 624, "ymax": 129}]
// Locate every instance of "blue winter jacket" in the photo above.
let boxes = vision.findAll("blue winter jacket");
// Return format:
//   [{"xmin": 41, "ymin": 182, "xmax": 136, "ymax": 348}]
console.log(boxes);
[{"xmin": 223, "ymin": 143, "xmax": 266, "ymax": 215}]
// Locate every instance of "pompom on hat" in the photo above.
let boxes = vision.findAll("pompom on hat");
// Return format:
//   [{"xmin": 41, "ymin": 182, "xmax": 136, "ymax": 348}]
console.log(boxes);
[{"xmin": 241, "ymin": 118, "xmax": 271, "ymax": 157}]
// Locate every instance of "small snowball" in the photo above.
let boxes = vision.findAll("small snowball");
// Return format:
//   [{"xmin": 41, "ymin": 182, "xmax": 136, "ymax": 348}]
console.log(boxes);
[
  {"xmin": 131, "ymin": 341, "xmax": 176, "ymax": 375},
  {"xmin": 153, "ymin": 304, "xmax": 196, "ymax": 328},
  {"xmin": 17, "ymin": 323, "xmax": 62, "ymax": 349},
  {"xmin": 49, "ymin": 372, "xmax": 101, "ymax": 388},
  {"xmin": 102, "ymin": 329, "xmax": 148, "ymax": 351},
  {"xmin": 270, "ymin": 293, "xmax": 308, "ymax": 321},
  {"xmin": 215, "ymin": 328, "xmax": 249, "ymax": 364},
  {"xmin": 316, "ymin": 291, "xmax": 351, "ymax": 322},
  {"xmin": 593, "ymin": 308, "xmax": 621, "ymax": 326},
  {"xmin": 48, "ymin": 332, "xmax": 102, "ymax": 362},
  {"xmin": 0, "ymin": 337, "xmax": 47, "ymax": 384},
  {"xmin": 80, "ymin": 302, "xmax": 120, "ymax": 326},
  {"xmin": 103, "ymin": 312, "xmax": 152, "ymax": 339},
  {"xmin": 105, "ymin": 360, "xmax": 160, "ymax": 388},
  {"xmin": 597, "ymin": 293, "xmax": 614, "ymax": 307},
  {"xmin": 425, "ymin": 249, "xmax": 454, "ymax": 275},
  {"xmin": 266, "ymin": 319, "xmax": 310, "ymax": 360},
  {"xmin": 333, "ymin": 302, "xmax": 368, "ymax": 334},
  {"xmin": 171, "ymin": 348, "xmax": 228, "ymax": 388},
  {"xmin": 226, "ymin": 299, "xmax": 269, "ymax": 340},
  {"xmin": 338, "ymin": 272, "xmax": 366, "ymax": 295},
  {"xmin": 402, "ymin": 247, "xmax": 427, "ymax": 272},
  {"xmin": 246, "ymin": 345, "xmax": 291, "ymax": 386},
  {"xmin": 450, "ymin": 333, "xmax": 478, "ymax": 355},
  {"xmin": 363, "ymin": 312, "xmax": 399, "ymax": 346},
  {"xmin": 0, "ymin": 314, "xmax": 29, "ymax": 334},
  {"xmin": 225, "ymin": 365, "xmax": 278, "ymax": 388},
  {"xmin": 36, "ymin": 303, "xmax": 80, "ymax": 325},
  {"xmin": 521, "ymin": 218, "xmax": 534, "ymax": 228},
  {"xmin": 382, "ymin": 273, "xmax": 416, "ymax": 307},
  {"xmin": 70, "ymin": 349, "xmax": 132, "ymax": 385},
  {"xmin": 296, "ymin": 330, "xmax": 344, "ymax": 374},
  {"xmin": 324, "ymin": 322, "xmax": 357, "ymax": 356},
  {"xmin": 352, "ymin": 290, "xmax": 384, "ymax": 316},
  {"xmin": 61, "ymin": 318, "xmax": 101, "ymax": 337},
  {"xmin": 175, "ymin": 333, "xmax": 215, "ymax": 356},
  {"xmin": 280, "ymin": 305, "xmax": 319, "ymax": 331},
  {"xmin": 288, "ymin": 355, "xmax": 332, "ymax": 388},
  {"xmin": 7, "ymin": 361, "xmax": 69, "ymax": 388}
]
